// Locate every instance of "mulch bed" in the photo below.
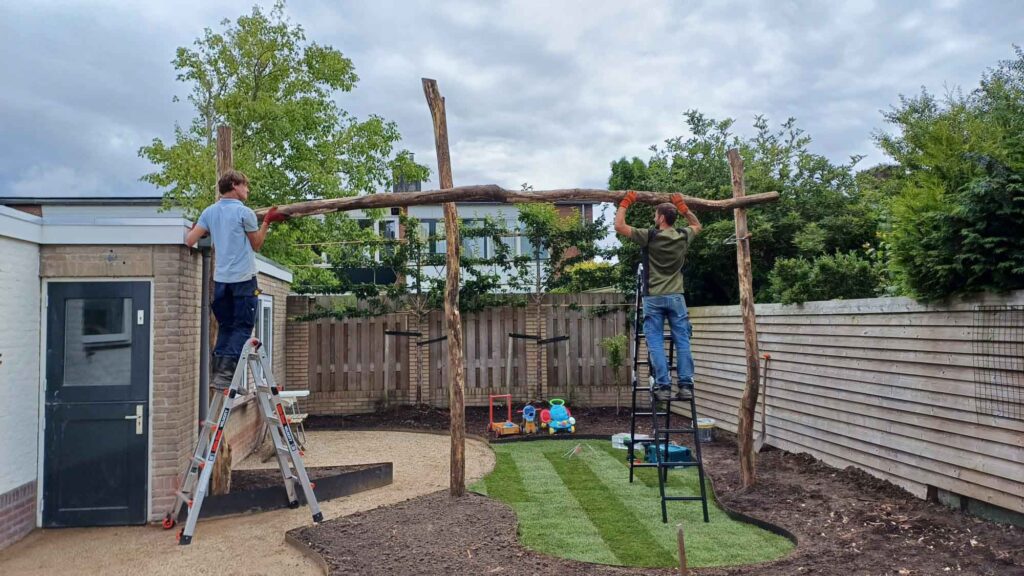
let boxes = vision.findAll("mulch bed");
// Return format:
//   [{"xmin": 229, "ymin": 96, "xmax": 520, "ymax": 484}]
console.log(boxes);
[{"xmin": 297, "ymin": 406, "xmax": 1024, "ymax": 575}]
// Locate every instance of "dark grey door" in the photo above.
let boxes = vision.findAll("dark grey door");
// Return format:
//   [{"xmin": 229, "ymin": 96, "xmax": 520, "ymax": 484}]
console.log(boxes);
[{"xmin": 44, "ymin": 281, "xmax": 150, "ymax": 527}]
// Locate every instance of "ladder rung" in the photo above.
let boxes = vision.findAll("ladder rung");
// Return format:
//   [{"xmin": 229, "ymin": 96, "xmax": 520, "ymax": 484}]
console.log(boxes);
[
  {"xmin": 632, "ymin": 412, "xmax": 667, "ymax": 417},
  {"xmin": 265, "ymin": 415, "xmax": 283, "ymax": 425},
  {"xmin": 656, "ymin": 461, "xmax": 701, "ymax": 468},
  {"xmin": 656, "ymin": 428, "xmax": 696, "ymax": 434},
  {"xmin": 663, "ymin": 496, "xmax": 705, "ymax": 501},
  {"xmin": 176, "ymin": 490, "xmax": 192, "ymax": 502}
]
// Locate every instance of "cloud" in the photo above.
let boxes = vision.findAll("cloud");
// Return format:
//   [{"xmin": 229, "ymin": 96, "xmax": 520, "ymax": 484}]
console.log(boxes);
[{"xmin": 0, "ymin": 0, "xmax": 1021, "ymax": 198}]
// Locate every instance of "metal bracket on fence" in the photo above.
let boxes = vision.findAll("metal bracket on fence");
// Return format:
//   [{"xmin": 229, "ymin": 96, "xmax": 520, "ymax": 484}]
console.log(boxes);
[
  {"xmin": 723, "ymin": 233, "xmax": 751, "ymax": 245},
  {"xmin": 537, "ymin": 335, "xmax": 569, "ymax": 346},
  {"xmin": 416, "ymin": 335, "xmax": 448, "ymax": 346},
  {"xmin": 384, "ymin": 330, "xmax": 423, "ymax": 338}
]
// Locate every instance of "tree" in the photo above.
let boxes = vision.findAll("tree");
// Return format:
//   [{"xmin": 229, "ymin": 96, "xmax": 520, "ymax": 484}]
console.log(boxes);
[
  {"xmin": 139, "ymin": 1, "xmax": 428, "ymax": 288},
  {"xmin": 876, "ymin": 47, "xmax": 1024, "ymax": 299},
  {"xmin": 609, "ymin": 111, "xmax": 879, "ymax": 306}
]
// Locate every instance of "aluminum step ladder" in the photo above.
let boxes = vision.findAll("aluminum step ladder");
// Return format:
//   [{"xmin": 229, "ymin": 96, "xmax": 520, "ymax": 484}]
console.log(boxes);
[
  {"xmin": 162, "ymin": 338, "xmax": 322, "ymax": 544},
  {"xmin": 626, "ymin": 265, "xmax": 710, "ymax": 523}
]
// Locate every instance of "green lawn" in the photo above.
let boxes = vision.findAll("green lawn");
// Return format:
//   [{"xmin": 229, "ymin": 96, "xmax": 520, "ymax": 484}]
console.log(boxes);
[{"xmin": 471, "ymin": 440, "xmax": 793, "ymax": 569}]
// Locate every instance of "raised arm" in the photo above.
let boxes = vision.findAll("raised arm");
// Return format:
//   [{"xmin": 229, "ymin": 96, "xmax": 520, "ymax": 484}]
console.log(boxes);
[
  {"xmin": 246, "ymin": 206, "xmax": 287, "ymax": 252},
  {"xmin": 613, "ymin": 190, "xmax": 638, "ymax": 237},
  {"xmin": 671, "ymin": 194, "xmax": 702, "ymax": 235}
]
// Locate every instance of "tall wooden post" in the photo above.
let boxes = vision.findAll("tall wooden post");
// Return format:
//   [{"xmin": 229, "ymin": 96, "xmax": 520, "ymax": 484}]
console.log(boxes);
[
  {"xmin": 422, "ymin": 78, "xmax": 466, "ymax": 497},
  {"xmin": 210, "ymin": 125, "xmax": 232, "ymax": 496},
  {"xmin": 727, "ymin": 148, "xmax": 761, "ymax": 489}
]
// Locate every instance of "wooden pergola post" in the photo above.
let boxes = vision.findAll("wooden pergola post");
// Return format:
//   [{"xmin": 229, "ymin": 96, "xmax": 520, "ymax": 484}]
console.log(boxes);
[
  {"xmin": 210, "ymin": 126, "xmax": 231, "ymax": 496},
  {"xmin": 727, "ymin": 148, "xmax": 762, "ymax": 489},
  {"xmin": 422, "ymin": 78, "xmax": 467, "ymax": 497}
]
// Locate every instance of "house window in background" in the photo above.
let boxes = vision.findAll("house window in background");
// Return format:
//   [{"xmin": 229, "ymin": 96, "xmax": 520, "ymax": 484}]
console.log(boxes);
[
  {"xmin": 461, "ymin": 219, "xmax": 487, "ymax": 258},
  {"xmin": 519, "ymin": 224, "xmax": 549, "ymax": 260}
]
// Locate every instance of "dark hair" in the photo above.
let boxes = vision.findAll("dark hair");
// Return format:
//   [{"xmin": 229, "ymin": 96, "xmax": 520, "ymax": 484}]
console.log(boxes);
[
  {"xmin": 218, "ymin": 170, "xmax": 249, "ymax": 194},
  {"xmin": 656, "ymin": 203, "xmax": 678, "ymax": 226}
]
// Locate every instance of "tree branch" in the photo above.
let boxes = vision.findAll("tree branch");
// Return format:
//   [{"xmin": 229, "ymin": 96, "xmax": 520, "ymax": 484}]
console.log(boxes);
[{"xmin": 254, "ymin": 185, "xmax": 779, "ymax": 219}]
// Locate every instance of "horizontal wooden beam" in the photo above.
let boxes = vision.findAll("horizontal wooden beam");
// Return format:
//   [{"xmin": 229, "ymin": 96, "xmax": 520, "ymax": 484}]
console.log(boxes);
[{"xmin": 254, "ymin": 185, "xmax": 779, "ymax": 219}]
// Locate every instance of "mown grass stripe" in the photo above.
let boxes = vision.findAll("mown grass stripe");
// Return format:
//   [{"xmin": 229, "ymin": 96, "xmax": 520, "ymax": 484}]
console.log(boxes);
[
  {"xmin": 510, "ymin": 447, "xmax": 620, "ymax": 565},
  {"xmin": 592, "ymin": 444, "xmax": 793, "ymax": 568},
  {"xmin": 481, "ymin": 450, "xmax": 527, "ymax": 502},
  {"xmin": 544, "ymin": 451, "xmax": 678, "ymax": 567},
  {"xmin": 483, "ymin": 441, "xmax": 793, "ymax": 569}
]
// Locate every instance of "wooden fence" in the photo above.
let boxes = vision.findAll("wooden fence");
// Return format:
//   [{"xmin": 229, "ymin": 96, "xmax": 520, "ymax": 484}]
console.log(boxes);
[
  {"xmin": 294, "ymin": 293, "xmax": 632, "ymax": 413},
  {"xmin": 686, "ymin": 291, "xmax": 1024, "ymax": 515}
]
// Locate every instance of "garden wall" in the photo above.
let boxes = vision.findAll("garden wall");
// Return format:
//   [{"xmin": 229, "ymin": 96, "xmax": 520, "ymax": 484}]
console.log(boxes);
[{"xmin": 686, "ymin": 291, "xmax": 1024, "ymax": 515}]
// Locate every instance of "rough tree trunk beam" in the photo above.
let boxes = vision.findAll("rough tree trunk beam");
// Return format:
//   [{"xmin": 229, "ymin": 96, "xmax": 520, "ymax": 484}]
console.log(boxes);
[
  {"xmin": 253, "ymin": 187, "xmax": 779, "ymax": 219},
  {"xmin": 728, "ymin": 148, "xmax": 762, "ymax": 490},
  {"xmin": 423, "ymin": 78, "xmax": 467, "ymax": 498}
]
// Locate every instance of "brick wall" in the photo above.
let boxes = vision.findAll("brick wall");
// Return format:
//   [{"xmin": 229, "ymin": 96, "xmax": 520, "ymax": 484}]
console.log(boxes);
[
  {"xmin": 40, "ymin": 245, "xmax": 202, "ymax": 521},
  {"xmin": 26, "ymin": 244, "xmax": 293, "ymax": 531},
  {"xmin": 0, "ymin": 481, "xmax": 36, "ymax": 550}
]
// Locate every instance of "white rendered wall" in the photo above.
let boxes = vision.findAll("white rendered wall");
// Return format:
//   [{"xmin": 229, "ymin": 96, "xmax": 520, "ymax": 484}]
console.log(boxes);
[{"xmin": 0, "ymin": 236, "xmax": 40, "ymax": 493}]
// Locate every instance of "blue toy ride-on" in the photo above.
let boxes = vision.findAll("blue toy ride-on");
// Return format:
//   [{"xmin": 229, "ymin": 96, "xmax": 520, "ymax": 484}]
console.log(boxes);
[{"xmin": 539, "ymin": 398, "xmax": 576, "ymax": 434}]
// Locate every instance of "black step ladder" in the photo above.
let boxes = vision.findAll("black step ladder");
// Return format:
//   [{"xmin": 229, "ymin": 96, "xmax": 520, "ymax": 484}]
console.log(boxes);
[{"xmin": 627, "ymin": 265, "xmax": 710, "ymax": 523}]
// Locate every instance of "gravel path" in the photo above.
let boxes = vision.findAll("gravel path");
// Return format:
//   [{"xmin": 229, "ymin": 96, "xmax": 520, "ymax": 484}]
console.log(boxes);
[{"xmin": 0, "ymin": 431, "xmax": 495, "ymax": 576}]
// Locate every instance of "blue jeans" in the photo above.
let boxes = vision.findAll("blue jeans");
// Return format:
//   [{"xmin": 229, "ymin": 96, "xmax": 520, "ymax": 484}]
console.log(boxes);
[
  {"xmin": 212, "ymin": 277, "xmax": 259, "ymax": 359},
  {"xmin": 643, "ymin": 294, "xmax": 695, "ymax": 389}
]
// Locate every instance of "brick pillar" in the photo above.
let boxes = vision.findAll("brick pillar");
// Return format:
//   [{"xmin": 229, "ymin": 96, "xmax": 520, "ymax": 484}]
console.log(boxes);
[{"xmin": 286, "ymin": 296, "xmax": 312, "ymax": 413}]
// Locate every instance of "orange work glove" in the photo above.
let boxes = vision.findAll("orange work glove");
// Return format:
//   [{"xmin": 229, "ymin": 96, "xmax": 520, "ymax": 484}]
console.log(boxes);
[
  {"xmin": 670, "ymin": 193, "xmax": 689, "ymax": 215},
  {"xmin": 619, "ymin": 190, "xmax": 639, "ymax": 210},
  {"xmin": 264, "ymin": 206, "xmax": 289, "ymax": 224}
]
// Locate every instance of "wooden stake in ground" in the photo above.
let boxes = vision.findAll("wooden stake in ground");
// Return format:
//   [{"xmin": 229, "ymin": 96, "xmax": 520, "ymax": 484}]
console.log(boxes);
[
  {"xmin": 423, "ymin": 78, "xmax": 466, "ymax": 498},
  {"xmin": 727, "ymin": 148, "xmax": 762, "ymax": 489},
  {"xmin": 677, "ymin": 526, "xmax": 689, "ymax": 575}
]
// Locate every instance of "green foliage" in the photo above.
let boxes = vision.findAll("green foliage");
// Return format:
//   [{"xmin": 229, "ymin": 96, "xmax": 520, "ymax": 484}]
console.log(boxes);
[
  {"xmin": 609, "ymin": 112, "xmax": 879, "ymax": 305},
  {"xmin": 599, "ymin": 334, "xmax": 628, "ymax": 382},
  {"xmin": 767, "ymin": 252, "xmax": 880, "ymax": 304},
  {"xmin": 550, "ymin": 261, "xmax": 617, "ymax": 293},
  {"xmin": 876, "ymin": 47, "xmax": 1024, "ymax": 299},
  {"xmin": 139, "ymin": 1, "xmax": 428, "ymax": 288}
]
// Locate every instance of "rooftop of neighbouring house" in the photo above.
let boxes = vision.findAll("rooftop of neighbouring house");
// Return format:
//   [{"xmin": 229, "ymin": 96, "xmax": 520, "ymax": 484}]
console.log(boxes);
[{"xmin": 0, "ymin": 195, "xmax": 292, "ymax": 283}]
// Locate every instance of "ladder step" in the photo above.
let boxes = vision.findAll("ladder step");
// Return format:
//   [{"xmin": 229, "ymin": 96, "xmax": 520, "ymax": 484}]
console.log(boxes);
[
  {"xmin": 663, "ymin": 496, "xmax": 706, "ymax": 502},
  {"xmin": 632, "ymin": 412, "xmax": 668, "ymax": 417},
  {"xmin": 265, "ymin": 415, "xmax": 283, "ymax": 425},
  {"xmin": 656, "ymin": 428, "xmax": 696, "ymax": 434},
  {"xmin": 654, "ymin": 461, "xmax": 701, "ymax": 468},
  {"xmin": 175, "ymin": 490, "xmax": 192, "ymax": 502}
]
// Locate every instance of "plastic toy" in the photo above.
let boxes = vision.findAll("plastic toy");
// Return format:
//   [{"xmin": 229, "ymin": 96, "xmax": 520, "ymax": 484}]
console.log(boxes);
[
  {"xmin": 488, "ymin": 394, "xmax": 521, "ymax": 437},
  {"xmin": 521, "ymin": 404, "xmax": 538, "ymax": 434},
  {"xmin": 540, "ymin": 398, "xmax": 576, "ymax": 435}
]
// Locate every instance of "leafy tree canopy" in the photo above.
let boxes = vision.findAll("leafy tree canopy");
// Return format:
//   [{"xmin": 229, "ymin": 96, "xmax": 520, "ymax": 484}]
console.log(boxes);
[{"xmin": 139, "ymin": 1, "xmax": 428, "ymax": 289}]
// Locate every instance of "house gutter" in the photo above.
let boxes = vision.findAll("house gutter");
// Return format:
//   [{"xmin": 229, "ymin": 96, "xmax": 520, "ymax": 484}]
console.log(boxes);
[{"xmin": 198, "ymin": 242, "xmax": 212, "ymax": 427}]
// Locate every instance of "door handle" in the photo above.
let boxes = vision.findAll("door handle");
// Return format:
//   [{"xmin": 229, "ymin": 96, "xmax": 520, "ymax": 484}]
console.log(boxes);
[{"xmin": 125, "ymin": 405, "xmax": 144, "ymax": 435}]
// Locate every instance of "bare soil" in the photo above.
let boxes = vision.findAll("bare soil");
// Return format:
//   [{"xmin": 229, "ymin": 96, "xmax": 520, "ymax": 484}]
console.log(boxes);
[{"xmin": 298, "ymin": 406, "xmax": 1024, "ymax": 576}]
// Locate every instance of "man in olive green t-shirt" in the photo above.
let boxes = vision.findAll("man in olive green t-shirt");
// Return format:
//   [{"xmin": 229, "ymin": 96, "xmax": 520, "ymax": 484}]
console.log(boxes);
[{"xmin": 614, "ymin": 191, "xmax": 702, "ymax": 402}]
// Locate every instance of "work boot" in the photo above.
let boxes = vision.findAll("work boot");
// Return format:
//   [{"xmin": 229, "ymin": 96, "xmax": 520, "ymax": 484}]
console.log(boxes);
[
  {"xmin": 674, "ymin": 384, "xmax": 694, "ymax": 401},
  {"xmin": 651, "ymin": 386, "xmax": 674, "ymax": 403},
  {"xmin": 211, "ymin": 356, "xmax": 239, "ymax": 390}
]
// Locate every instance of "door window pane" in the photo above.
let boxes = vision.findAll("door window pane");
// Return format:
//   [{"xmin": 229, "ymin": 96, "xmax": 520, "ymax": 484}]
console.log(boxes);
[{"xmin": 64, "ymin": 298, "xmax": 133, "ymax": 387}]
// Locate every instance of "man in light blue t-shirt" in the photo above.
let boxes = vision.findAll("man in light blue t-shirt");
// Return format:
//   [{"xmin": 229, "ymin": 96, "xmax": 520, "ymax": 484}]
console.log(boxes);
[{"xmin": 185, "ymin": 170, "xmax": 287, "ymax": 387}]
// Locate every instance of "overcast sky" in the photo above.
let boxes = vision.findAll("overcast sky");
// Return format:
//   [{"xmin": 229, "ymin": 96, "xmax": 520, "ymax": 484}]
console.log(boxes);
[{"xmin": 1, "ymin": 0, "xmax": 1021, "ymax": 200}]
